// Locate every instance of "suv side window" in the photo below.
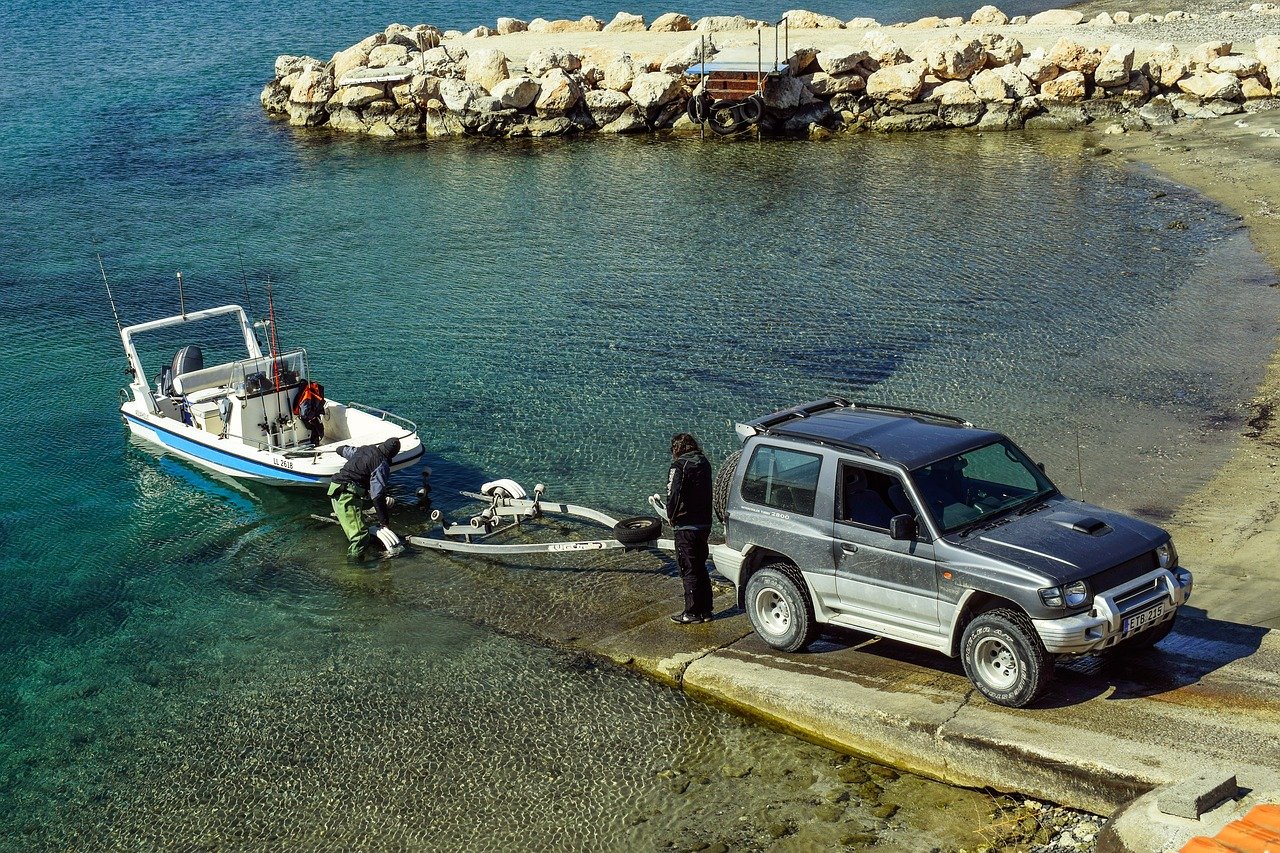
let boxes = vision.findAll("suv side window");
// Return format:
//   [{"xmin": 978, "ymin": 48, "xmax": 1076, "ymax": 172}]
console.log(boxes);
[
  {"xmin": 837, "ymin": 463, "xmax": 914, "ymax": 532},
  {"xmin": 741, "ymin": 445, "xmax": 822, "ymax": 516}
]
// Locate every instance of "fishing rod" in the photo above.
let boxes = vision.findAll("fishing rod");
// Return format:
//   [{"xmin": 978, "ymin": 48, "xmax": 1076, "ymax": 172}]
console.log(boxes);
[
  {"xmin": 264, "ymin": 274, "xmax": 293, "ymax": 443},
  {"xmin": 176, "ymin": 271, "xmax": 187, "ymax": 319},
  {"xmin": 236, "ymin": 248, "xmax": 257, "ymax": 318},
  {"xmin": 95, "ymin": 250, "xmax": 124, "ymax": 338}
]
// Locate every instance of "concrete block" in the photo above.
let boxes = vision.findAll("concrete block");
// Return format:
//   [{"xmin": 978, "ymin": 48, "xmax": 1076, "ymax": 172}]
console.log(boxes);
[{"xmin": 1158, "ymin": 772, "xmax": 1239, "ymax": 819}]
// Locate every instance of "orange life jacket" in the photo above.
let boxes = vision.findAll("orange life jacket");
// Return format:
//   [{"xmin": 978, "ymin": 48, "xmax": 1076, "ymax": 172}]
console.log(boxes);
[{"xmin": 294, "ymin": 381, "xmax": 325, "ymax": 415}]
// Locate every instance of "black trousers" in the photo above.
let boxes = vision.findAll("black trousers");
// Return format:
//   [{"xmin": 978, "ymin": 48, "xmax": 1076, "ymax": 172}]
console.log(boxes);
[{"xmin": 674, "ymin": 527, "xmax": 713, "ymax": 617}]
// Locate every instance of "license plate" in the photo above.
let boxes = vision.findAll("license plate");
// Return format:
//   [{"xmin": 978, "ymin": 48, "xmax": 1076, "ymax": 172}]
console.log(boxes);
[{"xmin": 1122, "ymin": 602, "xmax": 1166, "ymax": 635}]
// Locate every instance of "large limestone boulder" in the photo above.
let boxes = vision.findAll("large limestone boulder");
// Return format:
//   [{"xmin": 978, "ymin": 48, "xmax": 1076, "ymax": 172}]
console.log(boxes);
[
  {"xmin": 926, "ymin": 79, "xmax": 981, "ymax": 103},
  {"xmin": 532, "ymin": 16, "xmax": 604, "ymax": 32},
  {"xmin": 463, "ymin": 26, "xmax": 494, "ymax": 38},
  {"xmin": 1094, "ymin": 43, "xmax": 1135, "ymax": 85},
  {"xmin": 419, "ymin": 46, "xmax": 465, "ymax": 77},
  {"xmin": 802, "ymin": 71, "xmax": 867, "ymax": 95},
  {"xmin": 1048, "ymin": 37, "xmax": 1102, "ymax": 74},
  {"xmin": 629, "ymin": 71, "xmax": 684, "ymax": 111},
  {"xmin": 862, "ymin": 31, "xmax": 910, "ymax": 66},
  {"xmin": 661, "ymin": 38, "xmax": 712, "ymax": 72},
  {"xmin": 389, "ymin": 27, "xmax": 440, "ymax": 51},
  {"xmin": 763, "ymin": 74, "xmax": 817, "ymax": 108},
  {"xmin": 327, "ymin": 107, "xmax": 366, "ymax": 133},
  {"xmin": 604, "ymin": 11, "xmax": 647, "ymax": 31},
  {"xmin": 333, "ymin": 83, "xmax": 387, "ymax": 108},
  {"xmin": 1101, "ymin": 69, "xmax": 1151, "ymax": 100},
  {"xmin": 1144, "ymin": 45, "xmax": 1187, "ymax": 87},
  {"xmin": 368, "ymin": 44, "xmax": 410, "ymax": 68},
  {"xmin": 465, "ymin": 48, "xmax": 509, "ymax": 92},
  {"xmin": 526, "ymin": 48, "xmax": 582, "ymax": 77},
  {"xmin": 650, "ymin": 12, "xmax": 693, "ymax": 31},
  {"xmin": 970, "ymin": 4, "xmax": 1009, "ymax": 24},
  {"xmin": 1177, "ymin": 71, "xmax": 1244, "ymax": 99},
  {"xmin": 286, "ymin": 102, "xmax": 328, "ymax": 126},
  {"xmin": 817, "ymin": 44, "xmax": 871, "ymax": 76},
  {"xmin": 290, "ymin": 66, "xmax": 335, "ymax": 104},
  {"xmin": 535, "ymin": 68, "xmax": 584, "ymax": 113},
  {"xmin": 694, "ymin": 15, "xmax": 758, "ymax": 31},
  {"xmin": 261, "ymin": 80, "xmax": 289, "ymax": 113},
  {"xmin": 1026, "ymin": 8, "xmax": 1085, "ymax": 25},
  {"xmin": 496, "ymin": 17, "xmax": 528, "ymax": 34},
  {"xmin": 274, "ymin": 55, "xmax": 313, "ymax": 79},
  {"xmin": 391, "ymin": 74, "xmax": 441, "ymax": 107},
  {"xmin": 439, "ymin": 78, "xmax": 486, "ymax": 111},
  {"xmin": 585, "ymin": 89, "xmax": 633, "ymax": 124},
  {"xmin": 603, "ymin": 54, "xmax": 642, "ymax": 91},
  {"xmin": 1041, "ymin": 70, "xmax": 1088, "ymax": 100},
  {"xmin": 981, "ymin": 32, "xmax": 1024, "ymax": 67},
  {"xmin": 1210, "ymin": 54, "xmax": 1263, "ymax": 76},
  {"xmin": 783, "ymin": 9, "xmax": 846, "ymax": 28},
  {"xmin": 1260, "ymin": 37, "xmax": 1280, "ymax": 88},
  {"xmin": 333, "ymin": 44, "xmax": 372, "ymax": 82},
  {"xmin": 921, "ymin": 35, "xmax": 986, "ymax": 79},
  {"xmin": 846, "ymin": 17, "xmax": 879, "ymax": 28},
  {"xmin": 866, "ymin": 60, "xmax": 928, "ymax": 102},
  {"xmin": 491, "ymin": 75, "xmax": 539, "ymax": 109},
  {"xmin": 1018, "ymin": 48, "xmax": 1062, "ymax": 84},
  {"xmin": 1190, "ymin": 41, "xmax": 1232, "ymax": 66},
  {"xmin": 972, "ymin": 67, "xmax": 1015, "ymax": 101},
  {"xmin": 1241, "ymin": 76, "xmax": 1271, "ymax": 98},
  {"xmin": 601, "ymin": 108, "xmax": 648, "ymax": 132}
]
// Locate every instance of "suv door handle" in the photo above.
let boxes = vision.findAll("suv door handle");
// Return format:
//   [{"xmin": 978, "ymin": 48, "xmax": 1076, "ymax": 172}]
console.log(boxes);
[{"xmin": 841, "ymin": 543, "xmax": 858, "ymax": 554}]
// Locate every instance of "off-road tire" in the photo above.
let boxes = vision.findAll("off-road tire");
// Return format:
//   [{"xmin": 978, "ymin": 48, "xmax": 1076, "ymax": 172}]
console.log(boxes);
[
  {"xmin": 960, "ymin": 608, "xmax": 1054, "ymax": 708},
  {"xmin": 713, "ymin": 449, "xmax": 742, "ymax": 525},
  {"xmin": 745, "ymin": 563, "xmax": 820, "ymax": 653},
  {"xmin": 1108, "ymin": 614, "xmax": 1176, "ymax": 654},
  {"xmin": 613, "ymin": 516, "xmax": 663, "ymax": 545}
]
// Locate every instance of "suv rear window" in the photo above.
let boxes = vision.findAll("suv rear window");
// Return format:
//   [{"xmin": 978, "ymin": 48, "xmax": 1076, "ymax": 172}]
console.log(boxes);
[{"xmin": 741, "ymin": 445, "xmax": 821, "ymax": 516}]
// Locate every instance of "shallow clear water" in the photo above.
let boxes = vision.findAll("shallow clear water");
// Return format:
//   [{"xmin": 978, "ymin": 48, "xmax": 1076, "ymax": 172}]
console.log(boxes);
[{"xmin": 2, "ymin": 0, "xmax": 1279, "ymax": 848}]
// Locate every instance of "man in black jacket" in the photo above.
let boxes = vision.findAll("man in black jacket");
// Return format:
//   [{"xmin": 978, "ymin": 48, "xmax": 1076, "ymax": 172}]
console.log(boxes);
[
  {"xmin": 328, "ymin": 437, "xmax": 403, "ymax": 558},
  {"xmin": 666, "ymin": 433, "xmax": 714, "ymax": 624}
]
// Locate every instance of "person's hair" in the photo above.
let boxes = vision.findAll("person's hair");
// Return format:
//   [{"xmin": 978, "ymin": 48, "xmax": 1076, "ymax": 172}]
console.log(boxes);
[{"xmin": 671, "ymin": 432, "xmax": 701, "ymax": 457}]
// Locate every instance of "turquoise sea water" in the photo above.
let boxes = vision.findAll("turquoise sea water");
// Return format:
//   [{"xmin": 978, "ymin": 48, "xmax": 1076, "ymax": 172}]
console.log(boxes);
[{"xmin": 2, "ymin": 0, "xmax": 1280, "ymax": 848}]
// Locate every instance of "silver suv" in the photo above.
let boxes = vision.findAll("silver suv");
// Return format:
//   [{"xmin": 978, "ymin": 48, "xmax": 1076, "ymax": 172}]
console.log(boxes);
[{"xmin": 709, "ymin": 398, "xmax": 1193, "ymax": 707}]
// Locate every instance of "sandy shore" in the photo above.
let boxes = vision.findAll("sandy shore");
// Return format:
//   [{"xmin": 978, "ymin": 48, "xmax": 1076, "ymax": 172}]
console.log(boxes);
[{"xmin": 1101, "ymin": 110, "xmax": 1280, "ymax": 628}]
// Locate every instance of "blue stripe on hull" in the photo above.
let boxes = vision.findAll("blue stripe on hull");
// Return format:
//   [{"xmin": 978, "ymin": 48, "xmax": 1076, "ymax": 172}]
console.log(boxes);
[{"xmin": 123, "ymin": 412, "xmax": 325, "ymax": 485}]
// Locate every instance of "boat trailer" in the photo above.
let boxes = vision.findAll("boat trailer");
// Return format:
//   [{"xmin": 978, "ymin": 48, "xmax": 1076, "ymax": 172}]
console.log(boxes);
[{"xmin": 316, "ymin": 479, "xmax": 674, "ymax": 558}]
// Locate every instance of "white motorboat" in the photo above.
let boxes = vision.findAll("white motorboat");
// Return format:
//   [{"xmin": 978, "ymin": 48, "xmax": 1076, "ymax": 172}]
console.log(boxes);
[{"xmin": 117, "ymin": 303, "xmax": 423, "ymax": 487}]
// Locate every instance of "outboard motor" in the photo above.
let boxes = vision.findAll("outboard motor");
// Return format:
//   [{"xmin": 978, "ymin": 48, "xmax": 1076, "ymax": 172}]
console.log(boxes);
[{"xmin": 171, "ymin": 345, "xmax": 204, "ymax": 380}]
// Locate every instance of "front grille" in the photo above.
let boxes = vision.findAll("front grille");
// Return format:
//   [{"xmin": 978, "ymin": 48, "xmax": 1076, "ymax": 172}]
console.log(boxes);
[{"xmin": 1089, "ymin": 550, "xmax": 1158, "ymax": 594}]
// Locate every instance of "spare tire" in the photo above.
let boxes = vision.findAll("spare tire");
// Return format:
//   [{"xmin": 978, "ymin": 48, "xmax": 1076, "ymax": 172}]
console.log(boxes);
[
  {"xmin": 713, "ymin": 449, "xmax": 742, "ymax": 524},
  {"xmin": 613, "ymin": 516, "xmax": 663, "ymax": 545}
]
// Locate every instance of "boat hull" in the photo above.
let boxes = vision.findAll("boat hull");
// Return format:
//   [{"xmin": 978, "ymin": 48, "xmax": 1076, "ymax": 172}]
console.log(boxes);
[{"xmin": 122, "ymin": 409, "xmax": 423, "ymax": 487}]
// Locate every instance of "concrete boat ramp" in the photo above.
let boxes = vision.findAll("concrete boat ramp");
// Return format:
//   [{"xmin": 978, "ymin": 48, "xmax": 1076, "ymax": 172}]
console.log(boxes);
[{"xmin": 582, "ymin": 593, "xmax": 1280, "ymax": 816}]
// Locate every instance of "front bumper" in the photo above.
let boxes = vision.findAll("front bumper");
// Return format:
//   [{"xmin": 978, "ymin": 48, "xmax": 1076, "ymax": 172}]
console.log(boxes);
[{"xmin": 1033, "ymin": 566, "xmax": 1193, "ymax": 655}]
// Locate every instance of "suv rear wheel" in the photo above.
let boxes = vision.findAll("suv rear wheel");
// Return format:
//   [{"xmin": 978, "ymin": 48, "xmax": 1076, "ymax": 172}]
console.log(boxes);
[
  {"xmin": 960, "ymin": 608, "xmax": 1054, "ymax": 708},
  {"xmin": 745, "ymin": 563, "xmax": 820, "ymax": 653}
]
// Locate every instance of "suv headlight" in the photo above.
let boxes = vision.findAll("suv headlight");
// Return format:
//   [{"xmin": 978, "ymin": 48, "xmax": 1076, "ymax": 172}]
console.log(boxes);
[
  {"xmin": 1156, "ymin": 540, "xmax": 1179, "ymax": 569},
  {"xmin": 1039, "ymin": 587, "xmax": 1064, "ymax": 608},
  {"xmin": 1064, "ymin": 580, "xmax": 1089, "ymax": 607}
]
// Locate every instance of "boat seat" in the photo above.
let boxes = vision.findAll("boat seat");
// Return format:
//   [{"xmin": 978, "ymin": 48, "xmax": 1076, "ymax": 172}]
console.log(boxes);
[{"xmin": 172, "ymin": 362, "xmax": 237, "ymax": 396}]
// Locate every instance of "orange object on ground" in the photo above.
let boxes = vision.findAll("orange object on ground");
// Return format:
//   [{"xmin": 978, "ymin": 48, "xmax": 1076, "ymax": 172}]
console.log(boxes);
[{"xmin": 1182, "ymin": 804, "xmax": 1280, "ymax": 853}]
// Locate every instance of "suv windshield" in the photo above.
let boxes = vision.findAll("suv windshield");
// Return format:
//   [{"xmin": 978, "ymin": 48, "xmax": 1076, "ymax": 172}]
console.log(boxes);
[{"xmin": 913, "ymin": 439, "xmax": 1056, "ymax": 534}]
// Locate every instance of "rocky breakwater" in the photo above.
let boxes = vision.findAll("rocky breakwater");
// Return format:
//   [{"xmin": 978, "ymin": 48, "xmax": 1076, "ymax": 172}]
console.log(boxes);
[{"xmin": 261, "ymin": 10, "xmax": 1280, "ymax": 138}]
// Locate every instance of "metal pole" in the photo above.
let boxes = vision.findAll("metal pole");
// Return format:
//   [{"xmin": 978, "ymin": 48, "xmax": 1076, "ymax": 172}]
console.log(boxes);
[
  {"xmin": 700, "ymin": 35, "xmax": 706, "ymax": 141},
  {"xmin": 175, "ymin": 271, "xmax": 186, "ymax": 319}
]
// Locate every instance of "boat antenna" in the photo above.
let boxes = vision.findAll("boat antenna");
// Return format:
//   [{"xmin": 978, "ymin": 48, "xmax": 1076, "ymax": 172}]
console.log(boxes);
[
  {"xmin": 236, "ymin": 248, "xmax": 256, "ymax": 317},
  {"xmin": 266, "ymin": 274, "xmax": 282, "ymax": 388},
  {"xmin": 176, "ymin": 271, "xmax": 187, "ymax": 319},
  {"xmin": 1075, "ymin": 424, "xmax": 1086, "ymax": 500},
  {"xmin": 95, "ymin": 249, "xmax": 124, "ymax": 338}
]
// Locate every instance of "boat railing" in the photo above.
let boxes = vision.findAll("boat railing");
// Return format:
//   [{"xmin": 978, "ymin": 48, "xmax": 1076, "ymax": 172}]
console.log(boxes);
[{"xmin": 346, "ymin": 401, "xmax": 420, "ymax": 440}]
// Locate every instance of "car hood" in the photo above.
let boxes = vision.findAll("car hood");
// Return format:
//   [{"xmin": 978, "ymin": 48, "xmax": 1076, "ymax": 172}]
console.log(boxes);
[{"xmin": 951, "ymin": 496, "xmax": 1167, "ymax": 585}]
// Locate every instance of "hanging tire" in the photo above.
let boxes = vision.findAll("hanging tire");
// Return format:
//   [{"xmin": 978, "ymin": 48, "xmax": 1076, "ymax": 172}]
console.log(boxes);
[
  {"xmin": 713, "ymin": 449, "xmax": 742, "ymax": 524},
  {"xmin": 686, "ymin": 92, "xmax": 711, "ymax": 124},
  {"xmin": 738, "ymin": 94, "xmax": 765, "ymax": 124},
  {"xmin": 745, "ymin": 563, "xmax": 820, "ymax": 653},
  {"xmin": 708, "ymin": 99, "xmax": 749, "ymax": 136},
  {"xmin": 613, "ymin": 516, "xmax": 663, "ymax": 545},
  {"xmin": 960, "ymin": 608, "xmax": 1054, "ymax": 708}
]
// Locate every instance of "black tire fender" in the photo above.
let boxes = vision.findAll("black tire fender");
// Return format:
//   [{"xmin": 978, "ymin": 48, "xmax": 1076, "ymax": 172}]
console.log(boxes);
[
  {"xmin": 613, "ymin": 515, "xmax": 663, "ymax": 545},
  {"xmin": 960, "ymin": 607, "xmax": 1054, "ymax": 708},
  {"xmin": 744, "ymin": 562, "xmax": 821, "ymax": 653}
]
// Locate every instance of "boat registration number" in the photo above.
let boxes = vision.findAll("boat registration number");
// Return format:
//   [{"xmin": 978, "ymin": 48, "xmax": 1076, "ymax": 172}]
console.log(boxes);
[{"xmin": 1122, "ymin": 601, "xmax": 1166, "ymax": 636}]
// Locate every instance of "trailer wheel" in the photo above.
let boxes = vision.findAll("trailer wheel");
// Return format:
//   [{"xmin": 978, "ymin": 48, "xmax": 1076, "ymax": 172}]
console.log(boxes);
[
  {"xmin": 713, "ymin": 449, "xmax": 742, "ymax": 524},
  {"xmin": 613, "ymin": 516, "xmax": 663, "ymax": 545}
]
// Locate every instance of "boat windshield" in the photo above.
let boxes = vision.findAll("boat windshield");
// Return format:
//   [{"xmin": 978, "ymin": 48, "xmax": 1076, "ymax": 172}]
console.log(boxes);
[
  {"xmin": 230, "ymin": 348, "xmax": 309, "ymax": 396},
  {"xmin": 912, "ymin": 439, "xmax": 1057, "ymax": 535}
]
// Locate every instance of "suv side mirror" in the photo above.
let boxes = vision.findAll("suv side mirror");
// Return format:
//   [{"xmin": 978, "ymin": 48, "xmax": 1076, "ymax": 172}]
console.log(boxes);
[
  {"xmin": 889, "ymin": 514, "xmax": 917, "ymax": 541},
  {"xmin": 1036, "ymin": 462, "xmax": 1046, "ymax": 473}
]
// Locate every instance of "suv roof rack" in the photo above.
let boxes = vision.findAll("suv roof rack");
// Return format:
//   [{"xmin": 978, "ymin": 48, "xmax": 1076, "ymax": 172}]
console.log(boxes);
[
  {"xmin": 748, "ymin": 396, "xmax": 850, "ymax": 431},
  {"xmin": 852, "ymin": 401, "xmax": 973, "ymax": 428}
]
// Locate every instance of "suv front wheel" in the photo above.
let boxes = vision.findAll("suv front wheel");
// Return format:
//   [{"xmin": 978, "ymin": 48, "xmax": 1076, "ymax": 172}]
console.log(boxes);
[
  {"xmin": 745, "ymin": 563, "xmax": 821, "ymax": 653},
  {"xmin": 960, "ymin": 609, "xmax": 1054, "ymax": 708}
]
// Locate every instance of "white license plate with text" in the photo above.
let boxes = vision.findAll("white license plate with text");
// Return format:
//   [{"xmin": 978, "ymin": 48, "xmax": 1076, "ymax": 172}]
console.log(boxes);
[{"xmin": 1122, "ymin": 602, "xmax": 1167, "ymax": 636}]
